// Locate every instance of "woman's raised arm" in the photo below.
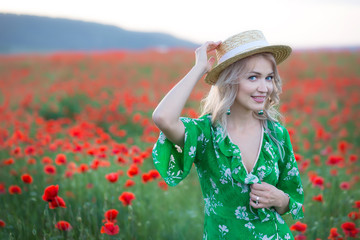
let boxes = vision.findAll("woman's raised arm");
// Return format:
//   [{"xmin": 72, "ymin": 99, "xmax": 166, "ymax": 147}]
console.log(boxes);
[{"xmin": 152, "ymin": 41, "xmax": 221, "ymax": 147}]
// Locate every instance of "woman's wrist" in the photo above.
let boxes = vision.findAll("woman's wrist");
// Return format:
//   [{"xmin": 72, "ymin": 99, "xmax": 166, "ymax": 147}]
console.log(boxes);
[{"xmin": 274, "ymin": 190, "xmax": 290, "ymax": 214}]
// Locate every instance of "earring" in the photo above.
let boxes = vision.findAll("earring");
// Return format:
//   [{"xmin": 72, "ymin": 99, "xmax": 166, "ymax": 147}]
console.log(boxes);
[
  {"xmin": 258, "ymin": 110, "xmax": 264, "ymax": 115},
  {"xmin": 226, "ymin": 109, "xmax": 231, "ymax": 115}
]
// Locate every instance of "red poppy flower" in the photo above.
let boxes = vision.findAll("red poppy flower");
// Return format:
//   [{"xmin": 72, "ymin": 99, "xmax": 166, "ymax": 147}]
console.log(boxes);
[
  {"xmin": 294, "ymin": 234, "xmax": 306, "ymax": 240},
  {"xmin": 349, "ymin": 155, "xmax": 357, "ymax": 163},
  {"xmin": 119, "ymin": 192, "xmax": 135, "ymax": 206},
  {"xmin": 148, "ymin": 169, "xmax": 160, "ymax": 179},
  {"xmin": 0, "ymin": 183, "xmax": 5, "ymax": 194},
  {"xmin": 312, "ymin": 194, "xmax": 323, "ymax": 203},
  {"xmin": 354, "ymin": 200, "xmax": 360, "ymax": 209},
  {"xmin": 42, "ymin": 156, "xmax": 52, "ymax": 164},
  {"xmin": 55, "ymin": 221, "xmax": 72, "ymax": 231},
  {"xmin": 127, "ymin": 164, "xmax": 139, "ymax": 178},
  {"xmin": 142, "ymin": 173, "xmax": 151, "ymax": 183},
  {"xmin": 341, "ymin": 222, "xmax": 359, "ymax": 238},
  {"xmin": 27, "ymin": 158, "xmax": 36, "ymax": 164},
  {"xmin": 78, "ymin": 163, "xmax": 89, "ymax": 173},
  {"xmin": 104, "ymin": 209, "xmax": 118, "ymax": 223},
  {"xmin": 100, "ymin": 222, "xmax": 119, "ymax": 235},
  {"xmin": 3, "ymin": 158, "xmax": 14, "ymax": 165},
  {"xmin": 348, "ymin": 211, "xmax": 360, "ymax": 220},
  {"xmin": 44, "ymin": 165, "xmax": 56, "ymax": 175},
  {"xmin": 55, "ymin": 154, "xmax": 67, "ymax": 165},
  {"xmin": 133, "ymin": 156, "xmax": 143, "ymax": 165},
  {"xmin": 124, "ymin": 179, "xmax": 135, "ymax": 188},
  {"xmin": 290, "ymin": 221, "xmax": 307, "ymax": 233},
  {"xmin": 49, "ymin": 196, "xmax": 66, "ymax": 209},
  {"xmin": 9, "ymin": 185, "xmax": 22, "ymax": 194},
  {"xmin": 21, "ymin": 174, "xmax": 33, "ymax": 184},
  {"xmin": 340, "ymin": 182, "xmax": 351, "ymax": 190},
  {"xmin": 105, "ymin": 173, "xmax": 118, "ymax": 183},
  {"xmin": 328, "ymin": 227, "xmax": 341, "ymax": 240},
  {"xmin": 116, "ymin": 156, "xmax": 127, "ymax": 164},
  {"xmin": 311, "ymin": 176, "xmax": 324, "ymax": 189},
  {"xmin": 158, "ymin": 180, "xmax": 168, "ymax": 191},
  {"xmin": 0, "ymin": 219, "xmax": 5, "ymax": 227},
  {"xmin": 42, "ymin": 185, "xmax": 59, "ymax": 202},
  {"xmin": 24, "ymin": 146, "xmax": 35, "ymax": 155},
  {"xmin": 326, "ymin": 155, "xmax": 343, "ymax": 166}
]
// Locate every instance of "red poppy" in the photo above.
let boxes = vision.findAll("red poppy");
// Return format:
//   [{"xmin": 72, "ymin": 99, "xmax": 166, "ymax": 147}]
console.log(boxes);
[
  {"xmin": 158, "ymin": 180, "xmax": 168, "ymax": 191},
  {"xmin": 330, "ymin": 169, "xmax": 338, "ymax": 176},
  {"xmin": 326, "ymin": 155, "xmax": 343, "ymax": 166},
  {"xmin": 340, "ymin": 182, "xmax": 351, "ymax": 190},
  {"xmin": 21, "ymin": 174, "xmax": 33, "ymax": 184},
  {"xmin": 42, "ymin": 185, "xmax": 59, "ymax": 202},
  {"xmin": 148, "ymin": 169, "xmax": 160, "ymax": 179},
  {"xmin": 44, "ymin": 165, "xmax": 56, "ymax": 175},
  {"xmin": 100, "ymin": 222, "xmax": 119, "ymax": 235},
  {"xmin": 116, "ymin": 156, "xmax": 127, "ymax": 165},
  {"xmin": 3, "ymin": 158, "xmax": 14, "ymax": 165},
  {"xmin": 142, "ymin": 173, "xmax": 151, "ymax": 183},
  {"xmin": 294, "ymin": 234, "xmax": 306, "ymax": 240},
  {"xmin": 349, "ymin": 155, "xmax": 357, "ymax": 163},
  {"xmin": 133, "ymin": 156, "xmax": 143, "ymax": 165},
  {"xmin": 341, "ymin": 222, "xmax": 359, "ymax": 238},
  {"xmin": 24, "ymin": 146, "xmax": 35, "ymax": 155},
  {"xmin": 0, "ymin": 183, "xmax": 5, "ymax": 194},
  {"xmin": 312, "ymin": 194, "xmax": 323, "ymax": 203},
  {"xmin": 27, "ymin": 158, "xmax": 36, "ymax": 164},
  {"xmin": 55, "ymin": 221, "xmax": 72, "ymax": 231},
  {"xmin": 328, "ymin": 227, "xmax": 341, "ymax": 240},
  {"xmin": 119, "ymin": 192, "xmax": 135, "ymax": 206},
  {"xmin": 104, "ymin": 209, "xmax": 118, "ymax": 223},
  {"xmin": 49, "ymin": 196, "xmax": 66, "ymax": 209},
  {"xmin": 354, "ymin": 200, "xmax": 360, "ymax": 209},
  {"xmin": 9, "ymin": 185, "xmax": 22, "ymax": 194},
  {"xmin": 124, "ymin": 179, "xmax": 135, "ymax": 188},
  {"xmin": 78, "ymin": 163, "xmax": 89, "ymax": 173},
  {"xmin": 0, "ymin": 219, "xmax": 5, "ymax": 227},
  {"xmin": 348, "ymin": 211, "xmax": 360, "ymax": 220},
  {"xmin": 55, "ymin": 154, "xmax": 67, "ymax": 165},
  {"xmin": 290, "ymin": 221, "xmax": 307, "ymax": 233},
  {"xmin": 311, "ymin": 176, "xmax": 324, "ymax": 189},
  {"xmin": 127, "ymin": 164, "xmax": 139, "ymax": 178},
  {"xmin": 42, "ymin": 156, "xmax": 52, "ymax": 165},
  {"xmin": 105, "ymin": 173, "xmax": 118, "ymax": 183}
]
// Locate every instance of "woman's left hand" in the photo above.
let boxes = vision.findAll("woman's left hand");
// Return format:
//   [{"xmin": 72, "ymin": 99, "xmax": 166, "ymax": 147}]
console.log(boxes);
[{"xmin": 249, "ymin": 182, "xmax": 289, "ymax": 212}]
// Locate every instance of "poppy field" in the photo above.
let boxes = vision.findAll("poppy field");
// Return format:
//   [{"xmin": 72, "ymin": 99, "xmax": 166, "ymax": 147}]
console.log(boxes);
[{"xmin": 0, "ymin": 48, "xmax": 359, "ymax": 240}]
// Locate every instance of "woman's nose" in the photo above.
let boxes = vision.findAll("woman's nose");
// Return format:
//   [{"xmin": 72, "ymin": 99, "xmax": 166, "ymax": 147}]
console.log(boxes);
[{"xmin": 257, "ymin": 79, "xmax": 268, "ymax": 92}]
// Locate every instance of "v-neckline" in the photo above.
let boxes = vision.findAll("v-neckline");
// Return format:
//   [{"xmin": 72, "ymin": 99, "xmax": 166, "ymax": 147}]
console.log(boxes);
[{"xmin": 227, "ymin": 125, "xmax": 264, "ymax": 175}]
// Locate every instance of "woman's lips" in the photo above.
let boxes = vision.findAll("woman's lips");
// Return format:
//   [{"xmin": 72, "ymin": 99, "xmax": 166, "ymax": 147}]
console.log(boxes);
[{"xmin": 252, "ymin": 96, "xmax": 266, "ymax": 103}]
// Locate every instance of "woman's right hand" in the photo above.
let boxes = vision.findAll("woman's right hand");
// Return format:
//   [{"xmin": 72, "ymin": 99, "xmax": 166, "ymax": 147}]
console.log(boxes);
[{"xmin": 195, "ymin": 41, "xmax": 222, "ymax": 74}]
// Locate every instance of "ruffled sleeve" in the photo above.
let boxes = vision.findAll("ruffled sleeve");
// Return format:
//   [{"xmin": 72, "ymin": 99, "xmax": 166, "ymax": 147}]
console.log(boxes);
[
  {"xmin": 275, "ymin": 124, "xmax": 304, "ymax": 220},
  {"xmin": 152, "ymin": 116, "xmax": 210, "ymax": 186}
]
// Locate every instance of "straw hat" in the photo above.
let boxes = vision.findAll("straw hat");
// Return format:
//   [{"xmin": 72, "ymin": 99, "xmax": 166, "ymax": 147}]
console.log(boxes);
[{"xmin": 204, "ymin": 30, "xmax": 292, "ymax": 85}]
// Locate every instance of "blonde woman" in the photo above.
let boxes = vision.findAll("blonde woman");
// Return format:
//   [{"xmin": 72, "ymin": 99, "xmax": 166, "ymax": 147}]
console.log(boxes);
[{"xmin": 152, "ymin": 30, "xmax": 304, "ymax": 240}]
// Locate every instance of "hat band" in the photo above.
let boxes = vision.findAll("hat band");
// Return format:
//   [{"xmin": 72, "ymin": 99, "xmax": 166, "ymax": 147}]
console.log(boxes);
[{"xmin": 218, "ymin": 40, "xmax": 269, "ymax": 64}]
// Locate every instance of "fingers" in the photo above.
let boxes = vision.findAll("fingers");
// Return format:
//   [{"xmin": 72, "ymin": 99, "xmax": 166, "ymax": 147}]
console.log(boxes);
[{"xmin": 206, "ymin": 41, "xmax": 222, "ymax": 52}]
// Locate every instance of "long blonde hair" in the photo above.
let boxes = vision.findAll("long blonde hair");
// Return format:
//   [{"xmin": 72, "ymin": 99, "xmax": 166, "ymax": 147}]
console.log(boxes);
[{"xmin": 200, "ymin": 53, "xmax": 283, "ymax": 130}]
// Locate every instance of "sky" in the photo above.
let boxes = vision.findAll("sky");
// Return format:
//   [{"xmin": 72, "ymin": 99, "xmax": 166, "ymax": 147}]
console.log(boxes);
[{"xmin": 2, "ymin": 0, "xmax": 360, "ymax": 49}]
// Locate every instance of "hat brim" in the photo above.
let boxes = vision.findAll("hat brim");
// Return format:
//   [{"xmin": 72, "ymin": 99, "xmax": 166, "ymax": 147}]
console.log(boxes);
[{"xmin": 204, "ymin": 45, "xmax": 292, "ymax": 85}]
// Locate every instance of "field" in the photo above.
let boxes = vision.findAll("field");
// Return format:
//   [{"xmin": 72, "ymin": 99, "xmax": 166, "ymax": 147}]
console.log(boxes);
[{"xmin": 0, "ymin": 49, "xmax": 359, "ymax": 240}]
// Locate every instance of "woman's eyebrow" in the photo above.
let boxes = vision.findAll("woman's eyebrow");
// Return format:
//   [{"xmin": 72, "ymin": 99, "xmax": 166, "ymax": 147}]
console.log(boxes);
[{"xmin": 248, "ymin": 71, "xmax": 274, "ymax": 75}]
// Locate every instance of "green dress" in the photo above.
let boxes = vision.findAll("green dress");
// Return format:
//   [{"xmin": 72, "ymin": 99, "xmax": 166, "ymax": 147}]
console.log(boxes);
[{"xmin": 152, "ymin": 114, "xmax": 304, "ymax": 240}]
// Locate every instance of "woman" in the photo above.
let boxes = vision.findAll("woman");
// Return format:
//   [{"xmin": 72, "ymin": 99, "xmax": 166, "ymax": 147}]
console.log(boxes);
[{"xmin": 152, "ymin": 30, "xmax": 304, "ymax": 240}]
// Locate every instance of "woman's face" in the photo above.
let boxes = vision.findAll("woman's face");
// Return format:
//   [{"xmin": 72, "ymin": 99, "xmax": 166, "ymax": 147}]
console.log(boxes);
[{"xmin": 233, "ymin": 55, "xmax": 274, "ymax": 114}]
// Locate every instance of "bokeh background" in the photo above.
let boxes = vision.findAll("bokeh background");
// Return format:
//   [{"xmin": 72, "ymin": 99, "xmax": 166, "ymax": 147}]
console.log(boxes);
[{"xmin": 1, "ymin": 1, "xmax": 360, "ymax": 239}]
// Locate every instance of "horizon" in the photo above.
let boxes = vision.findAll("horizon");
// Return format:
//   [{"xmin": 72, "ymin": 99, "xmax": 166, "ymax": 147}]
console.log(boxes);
[{"xmin": 1, "ymin": 0, "xmax": 360, "ymax": 49}]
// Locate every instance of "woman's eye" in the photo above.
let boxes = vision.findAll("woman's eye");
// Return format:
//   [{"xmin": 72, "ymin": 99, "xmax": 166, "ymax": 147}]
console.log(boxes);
[
  {"xmin": 249, "ymin": 76, "xmax": 257, "ymax": 81},
  {"xmin": 266, "ymin": 76, "xmax": 274, "ymax": 81}
]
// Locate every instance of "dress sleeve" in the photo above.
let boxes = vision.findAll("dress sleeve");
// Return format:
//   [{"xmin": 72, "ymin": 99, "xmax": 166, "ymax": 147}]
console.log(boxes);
[
  {"xmin": 276, "ymin": 126, "xmax": 304, "ymax": 220},
  {"xmin": 152, "ymin": 117, "xmax": 208, "ymax": 187}
]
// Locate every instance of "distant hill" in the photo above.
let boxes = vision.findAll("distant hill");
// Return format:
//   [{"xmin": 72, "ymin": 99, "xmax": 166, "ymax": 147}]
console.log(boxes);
[{"xmin": 0, "ymin": 13, "xmax": 198, "ymax": 54}]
